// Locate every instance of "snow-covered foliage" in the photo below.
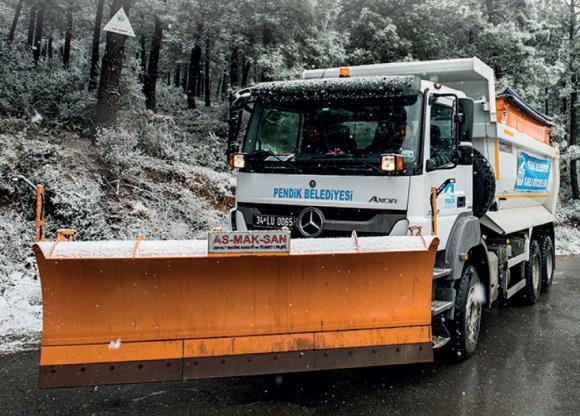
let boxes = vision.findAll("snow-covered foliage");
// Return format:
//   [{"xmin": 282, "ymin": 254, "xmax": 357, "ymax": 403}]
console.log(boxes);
[
  {"xmin": 0, "ymin": 119, "xmax": 234, "ymax": 352},
  {"xmin": 0, "ymin": 46, "xmax": 95, "ymax": 128},
  {"xmin": 0, "ymin": 207, "xmax": 40, "ymax": 353}
]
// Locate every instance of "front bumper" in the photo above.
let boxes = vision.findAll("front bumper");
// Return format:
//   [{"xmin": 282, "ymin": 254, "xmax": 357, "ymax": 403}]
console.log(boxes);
[{"xmin": 231, "ymin": 203, "xmax": 407, "ymax": 236}]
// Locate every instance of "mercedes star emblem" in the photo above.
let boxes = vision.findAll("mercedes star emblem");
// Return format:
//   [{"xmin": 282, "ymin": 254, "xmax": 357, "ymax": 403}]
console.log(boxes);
[{"xmin": 297, "ymin": 207, "xmax": 324, "ymax": 238}]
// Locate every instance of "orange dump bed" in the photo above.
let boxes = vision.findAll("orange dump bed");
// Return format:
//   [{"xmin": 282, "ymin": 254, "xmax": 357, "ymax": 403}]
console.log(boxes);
[{"xmin": 495, "ymin": 88, "xmax": 553, "ymax": 144}]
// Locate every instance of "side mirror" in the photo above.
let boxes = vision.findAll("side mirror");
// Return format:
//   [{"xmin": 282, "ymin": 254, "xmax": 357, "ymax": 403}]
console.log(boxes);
[
  {"xmin": 426, "ymin": 159, "xmax": 436, "ymax": 172},
  {"xmin": 227, "ymin": 89, "xmax": 253, "ymax": 156},
  {"xmin": 227, "ymin": 109, "xmax": 242, "ymax": 156},
  {"xmin": 231, "ymin": 88, "xmax": 252, "ymax": 111},
  {"xmin": 457, "ymin": 98, "xmax": 474, "ymax": 142}
]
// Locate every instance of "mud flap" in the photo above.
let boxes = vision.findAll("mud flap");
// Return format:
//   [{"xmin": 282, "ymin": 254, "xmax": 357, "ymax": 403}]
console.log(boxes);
[{"xmin": 34, "ymin": 236, "xmax": 438, "ymax": 388}]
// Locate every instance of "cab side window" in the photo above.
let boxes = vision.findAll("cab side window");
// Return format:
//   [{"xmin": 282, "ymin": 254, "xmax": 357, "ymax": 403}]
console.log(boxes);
[{"xmin": 430, "ymin": 103, "xmax": 454, "ymax": 168}]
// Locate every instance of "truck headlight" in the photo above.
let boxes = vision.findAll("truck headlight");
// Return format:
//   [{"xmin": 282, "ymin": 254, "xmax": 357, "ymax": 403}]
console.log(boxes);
[
  {"xmin": 380, "ymin": 154, "xmax": 404, "ymax": 172},
  {"xmin": 228, "ymin": 153, "xmax": 246, "ymax": 169}
]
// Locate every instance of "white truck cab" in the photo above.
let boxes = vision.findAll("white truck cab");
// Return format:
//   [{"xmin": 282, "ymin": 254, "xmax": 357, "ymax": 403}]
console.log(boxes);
[{"xmin": 229, "ymin": 69, "xmax": 477, "ymax": 253}]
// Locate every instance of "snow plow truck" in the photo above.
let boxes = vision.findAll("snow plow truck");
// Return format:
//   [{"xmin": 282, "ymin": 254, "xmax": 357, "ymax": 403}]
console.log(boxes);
[{"xmin": 34, "ymin": 58, "xmax": 559, "ymax": 388}]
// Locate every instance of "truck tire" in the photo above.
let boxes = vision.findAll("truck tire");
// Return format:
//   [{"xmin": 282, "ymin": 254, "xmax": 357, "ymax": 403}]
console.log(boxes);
[
  {"xmin": 472, "ymin": 148, "xmax": 496, "ymax": 218},
  {"xmin": 540, "ymin": 235, "xmax": 555, "ymax": 292},
  {"xmin": 448, "ymin": 263, "xmax": 483, "ymax": 361},
  {"xmin": 521, "ymin": 239, "xmax": 542, "ymax": 304}
]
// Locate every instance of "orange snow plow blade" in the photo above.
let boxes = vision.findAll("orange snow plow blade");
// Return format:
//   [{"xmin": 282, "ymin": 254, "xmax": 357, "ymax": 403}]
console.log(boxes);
[{"xmin": 33, "ymin": 236, "xmax": 438, "ymax": 388}]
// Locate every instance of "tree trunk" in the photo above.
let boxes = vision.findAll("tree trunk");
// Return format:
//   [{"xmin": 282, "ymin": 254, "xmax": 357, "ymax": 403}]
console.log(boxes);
[
  {"xmin": 47, "ymin": 34, "xmax": 53, "ymax": 60},
  {"xmin": 562, "ymin": 97, "xmax": 567, "ymax": 115},
  {"xmin": 187, "ymin": 44, "xmax": 201, "ymax": 108},
  {"xmin": 485, "ymin": 0, "xmax": 494, "ymax": 23},
  {"xmin": 467, "ymin": 28, "xmax": 475, "ymax": 45},
  {"xmin": 241, "ymin": 60, "xmax": 251, "ymax": 87},
  {"xmin": 570, "ymin": 72, "xmax": 579, "ymax": 199},
  {"xmin": 569, "ymin": 0, "xmax": 579, "ymax": 199},
  {"xmin": 204, "ymin": 37, "xmax": 211, "ymax": 107},
  {"xmin": 27, "ymin": 3, "xmax": 36, "ymax": 47},
  {"xmin": 63, "ymin": 7, "xmax": 73, "ymax": 68},
  {"xmin": 229, "ymin": 48, "xmax": 238, "ymax": 88},
  {"xmin": 8, "ymin": 0, "xmax": 24, "ymax": 44},
  {"xmin": 144, "ymin": 16, "xmax": 164, "ymax": 112},
  {"xmin": 89, "ymin": 0, "xmax": 105, "ymax": 91},
  {"xmin": 33, "ymin": 1, "xmax": 45, "ymax": 64},
  {"xmin": 139, "ymin": 33, "xmax": 147, "ymax": 83},
  {"xmin": 198, "ymin": 70, "xmax": 203, "ymax": 96},
  {"xmin": 182, "ymin": 64, "xmax": 189, "ymax": 93},
  {"xmin": 222, "ymin": 67, "xmax": 228, "ymax": 96},
  {"xmin": 174, "ymin": 63, "xmax": 181, "ymax": 87},
  {"xmin": 216, "ymin": 74, "xmax": 223, "ymax": 101},
  {"xmin": 94, "ymin": 0, "xmax": 132, "ymax": 130}
]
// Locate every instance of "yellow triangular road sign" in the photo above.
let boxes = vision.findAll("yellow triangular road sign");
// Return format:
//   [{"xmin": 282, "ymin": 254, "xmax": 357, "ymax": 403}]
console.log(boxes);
[{"xmin": 103, "ymin": 7, "xmax": 135, "ymax": 37}]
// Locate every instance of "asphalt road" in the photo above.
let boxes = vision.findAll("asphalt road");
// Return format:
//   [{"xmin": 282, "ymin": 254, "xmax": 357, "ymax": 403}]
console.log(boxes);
[{"xmin": 1, "ymin": 257, "xmax": 579, "ymax": 416}]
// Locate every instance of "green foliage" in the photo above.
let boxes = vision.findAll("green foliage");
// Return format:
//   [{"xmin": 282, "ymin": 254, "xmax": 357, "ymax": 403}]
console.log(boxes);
[
  {"xmin": 0, "ymin": 45, "xmax": 94, "ymax": 128},
  {"xmin": 0, "ymin": 0, "xmax": 577, "ymax": 151},
  {"xmin": 347, "ymin": 8, "xmax": 404, "ymax": 64}
]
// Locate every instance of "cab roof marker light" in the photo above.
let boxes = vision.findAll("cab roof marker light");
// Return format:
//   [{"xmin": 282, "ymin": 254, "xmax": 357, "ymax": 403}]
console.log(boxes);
[{"xmin": 339, "ymin": 67, "xmax": 351, "ymax": 78}]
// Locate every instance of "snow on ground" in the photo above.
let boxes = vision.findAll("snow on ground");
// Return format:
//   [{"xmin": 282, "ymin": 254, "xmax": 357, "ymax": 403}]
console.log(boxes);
[
  {"xmin": 555, "ymin": 224, "xmax": 580, "ymax": 256},
  {"xmin": 555, "ymin": 200, "xmax": 580, "ymax": 256},
  {"xmin": 0, "ymin": 270, "xmax": 41, "ymax": 354}
]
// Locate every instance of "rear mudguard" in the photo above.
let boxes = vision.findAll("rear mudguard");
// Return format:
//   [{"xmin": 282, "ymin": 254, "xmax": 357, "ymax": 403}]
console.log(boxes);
[{"xmin": 34, "ymin": 236, "xmax": 438, "ymax": 388}]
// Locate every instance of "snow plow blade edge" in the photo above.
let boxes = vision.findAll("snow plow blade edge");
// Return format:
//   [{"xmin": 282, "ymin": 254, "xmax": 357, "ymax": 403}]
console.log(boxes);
[{"xmin": 33, "ymin": 236, "xmax": 438, "ymax": 388}]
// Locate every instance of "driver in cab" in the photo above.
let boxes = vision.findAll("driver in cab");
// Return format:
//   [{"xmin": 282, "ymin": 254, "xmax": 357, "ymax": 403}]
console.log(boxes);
[
  {"xmin": 368, "ymin": 110, "xmax": 411, "ymax": 153},
  {"xmin": 301, "ymin": 120, "xmax": 355, "ymax": 155},
  {"xmin": 302, "ymin": 120, "xmax": 326, "ymax": 154}
]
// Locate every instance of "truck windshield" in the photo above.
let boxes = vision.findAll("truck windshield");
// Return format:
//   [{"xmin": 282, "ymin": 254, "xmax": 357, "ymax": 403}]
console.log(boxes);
[{"xmin": 243, "ymin": 95, "xmax": 422, "ymax": 171}]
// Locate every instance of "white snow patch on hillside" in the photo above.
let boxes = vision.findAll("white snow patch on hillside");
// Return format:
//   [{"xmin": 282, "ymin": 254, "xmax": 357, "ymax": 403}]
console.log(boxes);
[
  {"xmin": 0, "ymin": 271, "xmax": 41, "ymax": 354},
  {"xmin": 555, "ymin": 200, "xmax": 580, "ymax": 256},
  {"xmin": 555, "ymin": 225, "xmax": 580, "ymax": 256}
]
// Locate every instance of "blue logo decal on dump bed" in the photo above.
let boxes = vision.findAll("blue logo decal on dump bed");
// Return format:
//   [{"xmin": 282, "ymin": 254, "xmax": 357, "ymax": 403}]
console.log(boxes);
[{"xmin": 515, "ymin": 152, "xmax": 551, "ymax": 191}]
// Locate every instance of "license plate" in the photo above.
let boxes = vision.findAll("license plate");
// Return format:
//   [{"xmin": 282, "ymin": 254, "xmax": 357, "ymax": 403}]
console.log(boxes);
[{"xmin": 253, "ymin": 215, "xmax": 295, "ymax": 229}]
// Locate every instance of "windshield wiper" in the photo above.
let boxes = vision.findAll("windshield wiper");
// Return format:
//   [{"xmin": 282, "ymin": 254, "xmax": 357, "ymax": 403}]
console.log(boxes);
[
  {"xmin": 249, "ymin": 150, "xmax": 302, "ymax": 173},
  {"xmin": 346, "ymin": 157, "xmax": 382, "ymax": 173},
  {"xmin": 305, "ymin": 155, "xmax": 383, "ymax": 173}
]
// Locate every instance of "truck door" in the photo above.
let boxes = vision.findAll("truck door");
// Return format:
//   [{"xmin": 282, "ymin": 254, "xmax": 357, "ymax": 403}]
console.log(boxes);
[{"xmin": 425, "ymin": 95, "xmax": 472, "ymax": 248}]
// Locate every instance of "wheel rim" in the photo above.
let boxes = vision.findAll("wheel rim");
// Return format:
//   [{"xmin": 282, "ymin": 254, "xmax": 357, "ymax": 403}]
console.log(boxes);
[
  {"xmin": 546, "ymin": 245, "xmax": 554, "ymax": 284},
  {"xmin": 532, "ymin": 251, "xmax": 541, "ymax": 292},
  {"xmin": 466, "ymin": 276, "xmax": 482, "ymax": 346}
]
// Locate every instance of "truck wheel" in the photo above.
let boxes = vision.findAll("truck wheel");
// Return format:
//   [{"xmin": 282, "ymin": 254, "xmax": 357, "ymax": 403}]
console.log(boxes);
[
  {"xmin": 540, "ymin": 235, "xmax": 555, "ymax": 292},
  {"xmin": 521, "ymin": 240, "xmax": 542, "ymax": 304},
  {"xmin": 472, "ymin": 148, "xmax": 496, "ymax": 218},
  {"xmin": 448, "ymin": 264, "xmax": 482, "ymax": 361}
]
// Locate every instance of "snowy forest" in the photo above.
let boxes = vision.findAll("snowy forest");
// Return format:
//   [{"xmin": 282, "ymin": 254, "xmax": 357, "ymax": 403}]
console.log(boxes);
[{"xmin": 0, "ymin": 0, "xmax": 580, "ymax": 350}]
